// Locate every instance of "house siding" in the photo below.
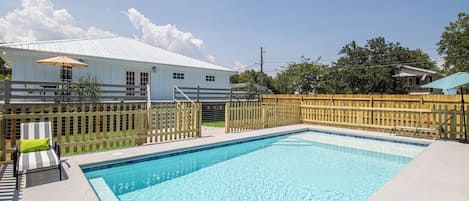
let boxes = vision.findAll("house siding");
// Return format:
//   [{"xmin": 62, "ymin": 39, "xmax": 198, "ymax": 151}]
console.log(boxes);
[{"xmin": 5, "ymin": 50, "xmax": 232, "ymax": 101}]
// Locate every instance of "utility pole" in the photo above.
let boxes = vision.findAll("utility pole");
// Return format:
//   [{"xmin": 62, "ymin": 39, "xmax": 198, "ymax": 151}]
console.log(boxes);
[{"xmin": 260, "ymin": 47, "xmax": 264, "ymax": 88}]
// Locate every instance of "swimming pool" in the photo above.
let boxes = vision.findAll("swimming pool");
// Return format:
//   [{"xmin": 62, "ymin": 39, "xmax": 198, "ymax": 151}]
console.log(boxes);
[{"xmin": 82, "ymin": 130, "xmax": 428, "ymax": 201}]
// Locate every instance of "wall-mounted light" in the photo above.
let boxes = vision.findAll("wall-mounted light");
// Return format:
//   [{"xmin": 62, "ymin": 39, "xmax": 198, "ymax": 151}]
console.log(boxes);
[{"xmin": 152, "ymin": 66, "xmax": 157, "ymax": 73}]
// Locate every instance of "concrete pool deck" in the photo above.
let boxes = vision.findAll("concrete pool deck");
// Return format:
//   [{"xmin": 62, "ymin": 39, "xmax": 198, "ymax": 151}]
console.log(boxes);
[{"xmin": 5, "ymin": 124, "xmax": 469, "ymax": 201}]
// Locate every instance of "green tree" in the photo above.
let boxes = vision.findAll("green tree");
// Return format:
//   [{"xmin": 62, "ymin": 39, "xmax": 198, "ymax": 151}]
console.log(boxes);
[
  {"xmin": 334, "ymin": 37, "xmax": 435, "ymax": 94},
  {"xmin": 319, "ymin": 66, "xmax": 348, "ymax": 94},
  {"xmin": 230, "ymin": 69, "xmax": 273, "ymax": 91},
  {"xmin": 0, "ymin": 56, "xmax": 12, "ymax": 79},
  {"xmin": 437, "ymin": 12, "xmax": 469, "ymax": 73},
  {"xmin": 273, "ymin": 57, "xmax": 329, "ymax": 94},
  {"xmin": 230, "ymin": 74, "xmax": 240, "ymax": 84},
  {"xmin": 72, "ymin": 74, "xmax": 101, "ymax": 102}
]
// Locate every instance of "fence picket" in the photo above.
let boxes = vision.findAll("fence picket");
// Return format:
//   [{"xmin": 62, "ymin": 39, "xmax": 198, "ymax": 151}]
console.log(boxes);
[
  {"xmin": 225, "ymin": 95, "xmax": 466, "ymax": 140},
  {"xmin": 0, "ymin": 102, "xmax": 201, "ymax": 161}
]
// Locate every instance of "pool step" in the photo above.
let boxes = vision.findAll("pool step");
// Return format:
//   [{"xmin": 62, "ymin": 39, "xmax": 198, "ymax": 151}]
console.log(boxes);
[{"xmin": 89, "ymin": 177, "xmax": 119, "ymax": 201}]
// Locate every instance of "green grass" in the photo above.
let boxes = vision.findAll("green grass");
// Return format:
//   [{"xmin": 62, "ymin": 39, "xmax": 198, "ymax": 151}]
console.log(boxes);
[
  {"xmin": 59, "ymin": 130, "xmax": 138, "ymax": 156},
  {"xmin": 202, "ymin": 121, "xmax": 225, "ymax": 128}
]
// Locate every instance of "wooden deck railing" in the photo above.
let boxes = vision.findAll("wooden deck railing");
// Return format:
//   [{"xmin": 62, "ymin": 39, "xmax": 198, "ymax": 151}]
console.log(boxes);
[
  {"xmin": 0, "ymin": 102, "xmax": 201, "ymax": 161},
  {"xmin": 174, "ymin": 86, "xmax": 258, "ymax": 102},
  {"xmin": 0, "ymin": 79, "xmax": 147, "ymax": 103}
]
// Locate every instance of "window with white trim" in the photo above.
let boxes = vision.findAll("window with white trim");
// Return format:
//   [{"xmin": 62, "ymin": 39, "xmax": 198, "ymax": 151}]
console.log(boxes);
[
  {"xmin": 60, "ymin": 67, "xmax": 72, "ymax": 82},
  {"xmin": 126, "ymin": 71, "xmax": 149, "ymax": 97},
  {"xmin": 205, "ymin": 75, "xmax": 215, "ymax": 82},
  {"xmin": 140, "ymin": 72, "xmax": 149, "ymax": 96},
  {"xmin": 173, "ymin": 73, "xmax": 184, "ymax": 79},
  {"xmin": 126, "ymin": 71, "xmax": 135, "ymax": 96}
]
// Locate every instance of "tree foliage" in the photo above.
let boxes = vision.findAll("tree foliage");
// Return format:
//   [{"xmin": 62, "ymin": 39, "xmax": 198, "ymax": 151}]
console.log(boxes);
[
  {"xmin": 273, "ymin": 57, "xmax": 328, "ymax": 94},
  {"xmin": 0, "ymin": 56, "xmax": 11, "ymax": 79},
  {"xmin": 263, "ymin": 37, "xmax": 435, "ymax": 94},
  {"xmin": 437, "ymin": 12, "xmax": 469, "ymax": 73},
  {"xmin": 232, "ymin": 37, "xmax": 435, "ymax": 95},
  {"xmin": 230, "ymin": 69, "xmax": 273, "ymax": 91},
  {"xmin": 71, "ymin": 74, "xmax": 101, "ymax": 102},
  {"xmin": 332, "ymin": 37, "xmax": 435, "ymax": 94}
]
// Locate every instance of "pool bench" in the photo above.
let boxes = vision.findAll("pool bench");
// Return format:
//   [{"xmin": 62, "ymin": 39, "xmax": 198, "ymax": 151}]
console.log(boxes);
[
  {"xmin": 391, "ymin": 126, "xmax": 443, "ymax": 135},
  {"xmin": 391, "ymin": 112, "xmax": 455, "ymax": 139}
]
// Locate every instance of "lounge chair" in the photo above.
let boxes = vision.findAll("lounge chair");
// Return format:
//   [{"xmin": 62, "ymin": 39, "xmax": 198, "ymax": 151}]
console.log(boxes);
[{"xmin": 13, "ymin": 122, "xmax": 62, "ymax": 190}]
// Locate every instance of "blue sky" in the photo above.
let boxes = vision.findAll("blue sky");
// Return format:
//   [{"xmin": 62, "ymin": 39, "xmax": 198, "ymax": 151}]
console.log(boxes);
[{"xmin": 0, "ymin": 0, "xmax": 467, "ymax": 73}]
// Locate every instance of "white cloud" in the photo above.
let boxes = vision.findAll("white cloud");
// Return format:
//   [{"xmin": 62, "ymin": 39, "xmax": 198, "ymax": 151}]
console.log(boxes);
[
  {"xmin": 232, "ymin": 60, "xmax": 258, "ymax": 72},
  {"xmin": 0, "ymin": 0, "xmax": 113, "ymax": 43},
  {"xmin": 124, "ymin": 8, "xmax": 215, "ymax": 63},
  {"xmin": 0, "ymin": 1, "xmax": 217, "ymax": 64}
]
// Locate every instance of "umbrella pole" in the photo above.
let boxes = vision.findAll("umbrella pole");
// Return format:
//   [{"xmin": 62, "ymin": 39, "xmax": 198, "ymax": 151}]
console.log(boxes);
[
  {"xmin": 61, "ymin": 66, "xmax": 65, "ymax": 102},
  {"xmin": 461, "ymin": 86, "xmax": 467, "ymax": 142}
]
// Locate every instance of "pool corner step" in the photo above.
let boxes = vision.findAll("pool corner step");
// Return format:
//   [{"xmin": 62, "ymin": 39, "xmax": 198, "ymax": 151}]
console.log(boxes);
[{"xmin": 89, "ymin": 177, "xmax": 119, "ymax": 201}]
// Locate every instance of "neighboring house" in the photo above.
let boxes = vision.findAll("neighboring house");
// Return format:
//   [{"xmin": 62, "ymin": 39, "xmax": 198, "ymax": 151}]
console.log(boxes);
[
  {"xmin": 393, "ymin": 65, "xmax": 439, "ymax": 94},
  {"xmin": 0, "ymin": 36, "xmax": 235, "ymax": 101}
]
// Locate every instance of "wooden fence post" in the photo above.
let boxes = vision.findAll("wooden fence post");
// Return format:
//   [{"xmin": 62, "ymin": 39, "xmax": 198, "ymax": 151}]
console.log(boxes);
[
  {"xmin": 0, "ymin": 110, "xmax": 4, "ymax": 161},
  {"xmin": 225, "ymin": 102, "xmax": 230, "ymax": 133},
  {"xmin": 370, "ymin": 96, "xmax": 374, "ymax": 125},
  {"xmin": 462, "ymin": 105, "xmax": 469, "ymax": 142},
  {"xmin": 198, "ymin": 103, "xmax": 202, "ymax": 137},
  {"xmin": 172, "ymin": 85, "xmax": 176, "ymax": 102},
  {"xmin": 4, "ymin": 78, "xmax": 10, "ymax": 104},
  {"xmin": 450, "ymin": 108, "xmax": 456, "ymax": 139},
  {"xmin": 262, "ymin": 103, "xmax": 267, "ymax": 128},
  {"xmin": 196, "ymin": 85, "xmax": 200, "ymax": 102}
]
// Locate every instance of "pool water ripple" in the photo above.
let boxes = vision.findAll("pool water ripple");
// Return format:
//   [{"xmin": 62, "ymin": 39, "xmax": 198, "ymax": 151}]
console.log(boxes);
[{"xmin": 84, "ymin": 131, "xmax": 427, "ymax": 201}]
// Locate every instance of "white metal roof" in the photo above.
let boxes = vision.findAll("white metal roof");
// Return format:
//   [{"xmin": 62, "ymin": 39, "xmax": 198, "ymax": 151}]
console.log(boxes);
[
  {"xmin": 0, "ymin": 36, "xmax": 234, "ymax": 72},
  {"xmin": 392, "ymin": 72, "xmax": 417, "ymax": 77},
  {"xmin": 398, "ymin": 65, "xmax": 438, "ymax": 74}
]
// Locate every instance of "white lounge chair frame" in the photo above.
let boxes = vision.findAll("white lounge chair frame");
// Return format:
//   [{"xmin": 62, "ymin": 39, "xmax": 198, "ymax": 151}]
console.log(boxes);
[{"xmin": 13, "ymin": 122, "xmax": 62, "ymax": 190}]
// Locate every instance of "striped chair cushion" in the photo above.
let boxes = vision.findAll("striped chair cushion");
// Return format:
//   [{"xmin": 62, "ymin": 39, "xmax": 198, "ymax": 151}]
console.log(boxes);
[
  {"xmin": 20, "ymin": 122, "xmax": 52, "ymax": 145},
  {"xmin": 18, "ymin": 149, "xmax": 59, "ymax": 171}
]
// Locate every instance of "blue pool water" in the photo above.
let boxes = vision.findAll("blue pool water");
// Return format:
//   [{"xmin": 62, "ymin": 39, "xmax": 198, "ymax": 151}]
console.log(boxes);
[{"xmin": 83, "ymin": 130, "xmax": 427, "ymax": 201}]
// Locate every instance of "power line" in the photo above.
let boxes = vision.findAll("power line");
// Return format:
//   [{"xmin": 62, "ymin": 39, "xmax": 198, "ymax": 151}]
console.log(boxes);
[
  {"xmin": 259, "ymin": 59, "xmax": 443, "ymax": 74},
  {"xmin": 261, "ymin": 47, "xmax": 451, "ymax": 64},
  {"xmin": 264, "ymin": 55, "xmax": 446, "ymax": 65},
  {"xmin": 240, "ymin": 52, "xmax": 448, "ymax": 74},
  {"xmin": 330, "ymin": 60, "xmax": 440, "ymax": 69},
  {"xmin": 261, "ymin": 58, "xmax": 444, "ymax": 70}
]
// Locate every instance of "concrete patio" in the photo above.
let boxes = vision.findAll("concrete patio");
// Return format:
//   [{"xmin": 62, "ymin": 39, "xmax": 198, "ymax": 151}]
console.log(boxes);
[{"xmin": 0, "ymin": 125, "xmax": 468, "ymax": 201}]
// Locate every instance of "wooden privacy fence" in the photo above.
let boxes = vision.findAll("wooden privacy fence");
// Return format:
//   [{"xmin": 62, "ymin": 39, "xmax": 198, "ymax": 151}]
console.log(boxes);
[
  {"xmin": 0, "ymin": 102, "xmax": 201, "ymax": 162},
  {"xmin": 262, "ymin": 94, "xmax": 467, "ymax": 109},
  {"xmin": 301, "ymin": 102, "xmax": 468, "ymax": 139},
  {"xmin": 225, "ymin": 94, "xmax": 468, "ymax": 140},
  {"xmin": 225, "ymin": 102, "xmax": 301, "ymax": 133},
  {"xmin": 279, "ymin": 94, "xmax": 467, "ymax": 139}
]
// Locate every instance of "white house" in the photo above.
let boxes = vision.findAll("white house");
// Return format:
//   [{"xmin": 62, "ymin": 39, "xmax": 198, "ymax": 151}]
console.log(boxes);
[{"xmin": 0, "ymin": 36, "xmax": 235, "ymax": 101}]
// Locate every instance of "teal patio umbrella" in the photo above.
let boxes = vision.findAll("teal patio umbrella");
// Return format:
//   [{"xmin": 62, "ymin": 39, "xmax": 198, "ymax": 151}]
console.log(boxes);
[{"xmin": 421, "ymin": 72, "xmax": 469, "ymax": 142}]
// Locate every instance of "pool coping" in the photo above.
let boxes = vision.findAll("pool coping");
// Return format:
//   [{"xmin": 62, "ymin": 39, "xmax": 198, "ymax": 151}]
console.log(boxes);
[
  {"xmin": 78, "ymin": 126, "xmax": 432, "ymax": 169},
  {"xmin": 20, "ymin": 124, "xmax": 468, "ymax": 201}
]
